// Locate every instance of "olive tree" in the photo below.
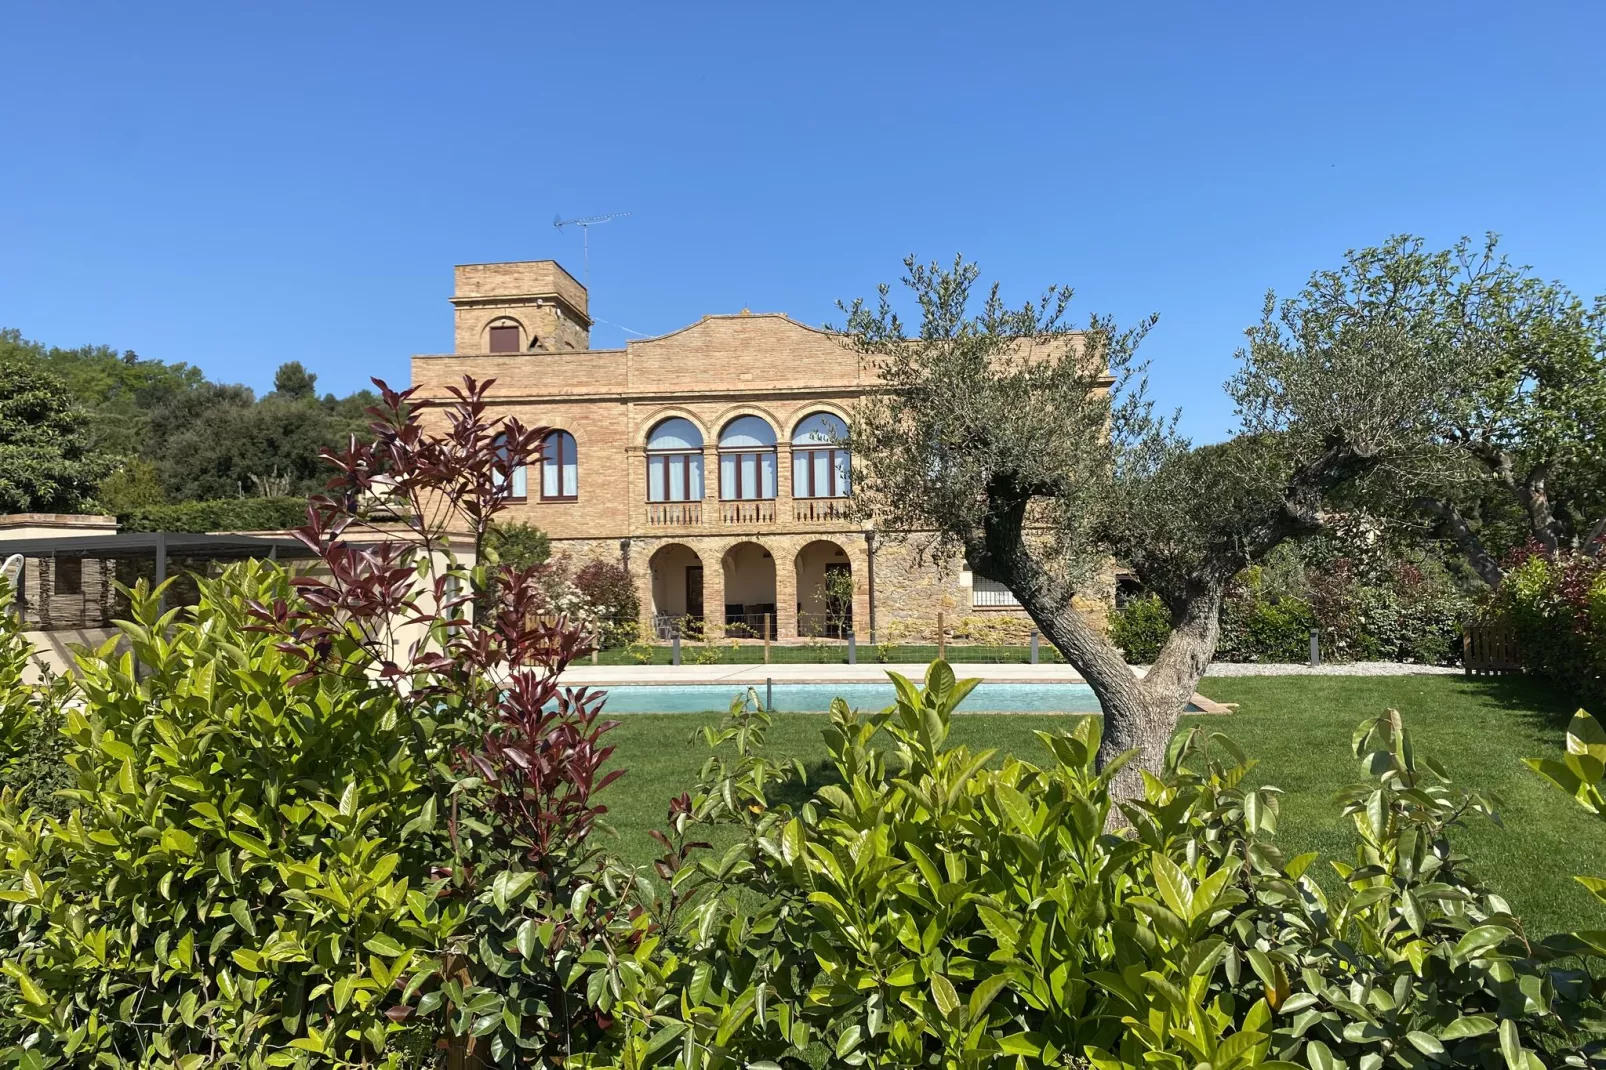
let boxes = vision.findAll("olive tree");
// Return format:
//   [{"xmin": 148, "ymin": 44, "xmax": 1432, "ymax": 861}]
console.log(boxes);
[
  {"xmin": 842, "ymin": 254, "xmax": 1440, "ymax": 795},
  {"xmin": 1239, "ymin": 235, "xmax": 1606, "ymax": 588}
]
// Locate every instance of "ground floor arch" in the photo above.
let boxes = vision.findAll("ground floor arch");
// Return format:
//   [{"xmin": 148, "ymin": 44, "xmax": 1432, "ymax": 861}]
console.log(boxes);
[
  {"xmin": 721, "ymin": 540, "xmax": 777, "ymax": 638},
  {"xmin": 795, "ymin": 539, "xmax": 854, "ymax": 638},
  {"xmin": 648, "ymin": 543, "xmax": 703, "ymax": 637}
]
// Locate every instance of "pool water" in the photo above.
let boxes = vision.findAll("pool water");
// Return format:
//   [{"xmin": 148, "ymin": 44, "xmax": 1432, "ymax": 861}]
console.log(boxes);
[{"xmin": 584, "ymin": 681, "xmax": 1106, "ymax": 714}]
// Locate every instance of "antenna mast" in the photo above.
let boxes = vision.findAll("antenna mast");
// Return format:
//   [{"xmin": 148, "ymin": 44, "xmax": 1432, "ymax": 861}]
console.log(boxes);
[{"xmin": 552, "ymin": 211, "xmax": 630, "ymax": 288}]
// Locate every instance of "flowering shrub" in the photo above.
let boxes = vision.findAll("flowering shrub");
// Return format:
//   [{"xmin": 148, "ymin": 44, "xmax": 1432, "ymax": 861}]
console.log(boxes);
[{"xmin": 574, "ymin": 560, "xmax": 642, "ymax": 648}]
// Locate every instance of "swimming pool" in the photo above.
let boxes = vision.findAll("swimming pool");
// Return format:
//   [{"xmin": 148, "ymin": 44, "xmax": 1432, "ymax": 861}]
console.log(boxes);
[{"xmin": 584, "ymin": 681, "xmax": 1107, "ymax": 714}]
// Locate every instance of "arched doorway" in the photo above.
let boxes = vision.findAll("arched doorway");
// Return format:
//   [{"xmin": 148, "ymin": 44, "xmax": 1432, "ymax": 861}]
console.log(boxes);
[
  {"xmin": 796, "ymin": 540, "xmax": 853, "ymax": 638},
  {"xmin": 648, "ymin": 543, "xmax": 703, "ymax": 638},
  {"xmin": 721, "ymin": 541, "xmax": 777, "ymax": 639}
]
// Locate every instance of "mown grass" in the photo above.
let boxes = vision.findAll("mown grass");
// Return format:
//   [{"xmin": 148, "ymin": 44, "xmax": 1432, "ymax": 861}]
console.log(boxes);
[{"xmin": 595, "ymin": 673, "xmax": 1606, "ymax": 939}]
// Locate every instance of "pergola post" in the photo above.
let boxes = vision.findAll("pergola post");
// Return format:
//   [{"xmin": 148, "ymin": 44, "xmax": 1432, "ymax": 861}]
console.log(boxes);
[{"xmin": 154, "ymin": 531, "xmax": 168, "ymax": 615}]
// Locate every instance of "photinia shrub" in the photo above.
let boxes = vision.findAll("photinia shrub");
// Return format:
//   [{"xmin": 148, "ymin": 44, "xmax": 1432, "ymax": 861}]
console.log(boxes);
[
  {"xmin": 1497, "ymin": 549, "xmax": 1606, "ymax": 700},
  {"xmin": 0, "ymin": 374, "xmax": 619, "ymax": 1068},
  {"xmin": 252, "ymin": 375, "xmax": 636, "ymax": 1067}
]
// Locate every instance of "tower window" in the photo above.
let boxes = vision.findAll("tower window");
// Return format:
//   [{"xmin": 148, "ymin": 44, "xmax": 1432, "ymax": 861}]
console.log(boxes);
[{"xmin": 488, "ymin": 325, "xmax": 520, "ymax": 353}]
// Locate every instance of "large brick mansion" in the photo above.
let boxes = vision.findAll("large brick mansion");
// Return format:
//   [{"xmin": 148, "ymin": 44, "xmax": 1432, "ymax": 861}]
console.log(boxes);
[{"xmin": 410, "ymin": 259, "xmax": 1050, "ymax": 642}]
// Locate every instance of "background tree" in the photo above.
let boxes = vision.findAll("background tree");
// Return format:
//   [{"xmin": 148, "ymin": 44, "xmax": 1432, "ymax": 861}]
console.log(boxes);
[
  {"xmin": 485, "ymin": 521, "xmax": 552, "ymax": 570},
  {"xmin": 0, "ymin": 329, "xmax": 206, "ymax": 460},
  {"xmin": 147, "ymin": 364, "xmax": 375, "ymax": 501},
  {"xmin": 1238, "ymin": 235, "xmax": 1606, "ymax": 588},
  {"xmin": 844, "ymin": 254, "xmax": 1438, "ymax": 794},
  {"xmin": 95, "ymin": 457, "xmax": 168, "ymax": 514},
  {"xmin": 0, "ymin": 360, "xmax": 110, "ymax": 513},
  {"xmin": 3, "ymin": 329, "xmax": 382, "ymax": 513},
  {"xmin": 270, "ymin": 359, "xmax": 318, "ymax": 399}
]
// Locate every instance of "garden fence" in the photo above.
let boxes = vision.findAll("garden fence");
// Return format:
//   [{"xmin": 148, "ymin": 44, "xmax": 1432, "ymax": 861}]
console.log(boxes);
[{"xmin": 1463, "ymin": 621, "xmax": 1521, "ymax": 676}]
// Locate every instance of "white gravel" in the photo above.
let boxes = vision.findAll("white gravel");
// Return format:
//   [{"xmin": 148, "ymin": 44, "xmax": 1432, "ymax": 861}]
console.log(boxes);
[{"xmin": 1199, "ymin": 661, "xmax": 1463, "ymax": 677}]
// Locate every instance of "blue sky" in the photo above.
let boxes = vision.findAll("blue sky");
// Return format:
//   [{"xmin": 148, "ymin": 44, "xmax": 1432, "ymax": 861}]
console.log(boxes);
[{"xmin": 2, "ymin": 1, "xmax": 1602, "ymax": 441}]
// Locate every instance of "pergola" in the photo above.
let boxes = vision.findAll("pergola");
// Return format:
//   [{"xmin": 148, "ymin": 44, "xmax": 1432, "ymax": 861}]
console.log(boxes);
[{"xmin": 2, "ymin": 531, "xmax": 316, "ymax": 615}]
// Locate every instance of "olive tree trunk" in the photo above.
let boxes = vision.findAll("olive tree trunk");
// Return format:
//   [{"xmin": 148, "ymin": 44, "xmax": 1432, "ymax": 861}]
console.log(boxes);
[{"xmin": 1018, "ymin": 578, "xmax": 1225, "ymax": 802}]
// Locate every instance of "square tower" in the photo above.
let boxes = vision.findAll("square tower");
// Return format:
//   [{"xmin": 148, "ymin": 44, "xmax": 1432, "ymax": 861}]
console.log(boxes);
[{"xmin": 452, "ymin": 260, "xmax": 591, "ymax": 354}]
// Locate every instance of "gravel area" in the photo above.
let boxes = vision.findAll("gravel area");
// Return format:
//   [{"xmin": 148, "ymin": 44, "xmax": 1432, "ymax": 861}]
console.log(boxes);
[{"xmin": 1200, "ymin": 661, "xmax": 1462, "ymax": 677}]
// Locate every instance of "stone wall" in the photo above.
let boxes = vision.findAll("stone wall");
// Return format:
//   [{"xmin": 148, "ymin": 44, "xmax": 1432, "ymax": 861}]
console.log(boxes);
[{"xmin": 413, "ymin": 262, "xmax": 1116, "ymax": 645}]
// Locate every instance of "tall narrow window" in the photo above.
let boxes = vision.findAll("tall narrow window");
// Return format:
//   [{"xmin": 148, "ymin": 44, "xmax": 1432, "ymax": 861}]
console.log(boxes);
[
  {"xmin": 646, "ymin": 417, "xmax": 705, "ymax": 502},
  {"xmin": 488, "ymin": 323, "xmax": 520, "ymax": 353},
  {"xmin": 791, "ymin": 412, "xmax": 850, "ymax": 498},
  {"xmin": 541, "ymin": 430, "xmax": 578, "ymax": 500},
  {"xmin": 719, "ymin": 416, "xmax": 777, "ymax": 501},
  {"xmin": 494, "ymin": 433, "xmax": 528, "ymax": 499}
]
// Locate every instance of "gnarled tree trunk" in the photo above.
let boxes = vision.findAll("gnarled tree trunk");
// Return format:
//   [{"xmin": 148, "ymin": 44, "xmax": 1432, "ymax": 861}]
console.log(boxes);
[{"xmin": 1019, "ymin": 578, "xmax": 1225, "ymax": 802}]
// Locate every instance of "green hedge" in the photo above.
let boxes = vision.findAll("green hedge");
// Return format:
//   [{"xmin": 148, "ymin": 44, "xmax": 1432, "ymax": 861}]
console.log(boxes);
[
  {"xmin": 118, "ymin": 496, "xmax": 309, "ymax": 533},
  {"xmin": 1496, "ymin": 550, "xmax": 1606, "ymax": 701},
  {"xmin": 1108, "ymin": 546, "xmax": 1472, "ymax": 665}
]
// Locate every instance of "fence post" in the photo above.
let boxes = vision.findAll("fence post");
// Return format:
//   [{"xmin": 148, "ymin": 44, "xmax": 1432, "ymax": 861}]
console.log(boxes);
[
  {"xmin": 848, "ymin": 629, "xmax": 857, "ymax": 665},
  {"xmin": 766, "ymin": 677, "xmax": 773, "ymax": 711},
  {"xmin": 1030, "ymin": 628, "xmax": 1039, "ymax": 665},
  {"xmin": 672, "ymin": 630, "xmax": 681, "ymax": 667},
  {"xmin": 764, "ymin": 613, "xmax": 771, "ymax": 664},
  {"xmin": 591, "ymin": 648, "xmax": 598, "ymax": 665},
  {"xmin": 1308, "ymin": 629, "xmax": 1320, "ymax": 668},
  {"xmin": 937, "ymin": 611, "xmax": 946, "ymax": 662}
]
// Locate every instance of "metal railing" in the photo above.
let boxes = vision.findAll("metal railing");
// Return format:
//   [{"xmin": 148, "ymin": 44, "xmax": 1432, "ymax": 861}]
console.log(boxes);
[
  {"xmin": 645, "ymin": 502, "xmax": 702, "ymax": 527},
  {"xmin": 793, "ymin": 498, "xmax": 851, "ymax": 523},
  {"xmin": 970, "ymin": 579, "xmax": 1020, "ymax": 607},
  {"xmin": 719, "ymin": 500, "xmax": 776, "ymax": 524},
  {"xmin": 652, "ymin": 612, "xmax": 702, "ymax": 639},
  {"xmin": 797, "ymin": 611, "xmax": 855, "ymax": 639}
]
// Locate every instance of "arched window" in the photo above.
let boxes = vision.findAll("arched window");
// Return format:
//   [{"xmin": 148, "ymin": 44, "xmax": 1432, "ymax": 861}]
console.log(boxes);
[
  {"xmin": 493, "ymin": 433, "xmax": 528, "ymax": 499},
  {"xmin": 487, "ymin": 318, "xmax": 522, "ymax": 354},
  {"xmin": 791, "ymin": 412, "xmax": 850, "ymax": 499},
  {"xmin": 646, "ymin": 417, "xmax": 705, "ymax": 502},
  {"xmin": 719, "ymin": 416, "xmax": 777, "ymax": 501},
  {"xmin": 541, "ymin": 430, "xmax": 578, "ymax": 500}
]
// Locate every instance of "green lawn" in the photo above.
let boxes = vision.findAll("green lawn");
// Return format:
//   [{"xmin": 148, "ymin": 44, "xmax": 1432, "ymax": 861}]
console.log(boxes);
[{"xmin": 595, "ymin": 673, "xmax": 1606, "ymax": 939}]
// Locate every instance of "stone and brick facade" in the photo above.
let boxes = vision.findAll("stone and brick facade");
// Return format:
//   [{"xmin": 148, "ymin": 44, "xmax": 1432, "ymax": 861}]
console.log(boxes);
[{"xmin": 410, "ymin": 260, "xmax": 1101, "ymax": 641}]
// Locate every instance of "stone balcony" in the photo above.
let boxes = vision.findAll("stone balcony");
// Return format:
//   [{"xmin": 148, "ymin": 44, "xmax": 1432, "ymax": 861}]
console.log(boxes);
[{"xmin": 641, "ymin": 496, "xmax": 855, "ymax": 534}]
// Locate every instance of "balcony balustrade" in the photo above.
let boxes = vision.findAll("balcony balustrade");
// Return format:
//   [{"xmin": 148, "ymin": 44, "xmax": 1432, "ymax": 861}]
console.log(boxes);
[
  {"xmin": 645, "ymin": 501, "xmax": 702, "ymax": 527},
  {"xmin": 792, "ymin": 498, "xmax": 850, "ymax": 523},
  {"xmin": 718, "ymin": 500, "xmax": 776, "ymax": 525}
]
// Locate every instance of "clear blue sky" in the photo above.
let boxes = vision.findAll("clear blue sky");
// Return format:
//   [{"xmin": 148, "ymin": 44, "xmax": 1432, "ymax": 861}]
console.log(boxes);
[{"xmin": 3, "ymin": 1, "xmax": 1602, "ymax": 441}]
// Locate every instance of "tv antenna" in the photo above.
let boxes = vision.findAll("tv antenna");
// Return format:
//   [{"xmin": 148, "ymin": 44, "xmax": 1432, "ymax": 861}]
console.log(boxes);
[{"xmin": 553, "ymin": 211, "xmax": 630, "ymax": 288}]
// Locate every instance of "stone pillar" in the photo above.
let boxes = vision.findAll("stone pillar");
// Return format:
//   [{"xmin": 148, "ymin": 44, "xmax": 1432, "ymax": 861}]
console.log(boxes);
[
  {"xmin": 854, "ymin": 541, "xmax": 871, "ymax": 641},
  {"xmin": 777, "ymin": 447, "xmax": 793, "ymax": 524},
  {"xmin": 634, "ymin": 540, "xmax": 657, "ymax": 640},
  {"xmin": 704, "ymin": 444, "xmax": 722, "ymax": 518},
  {"xmin": 702, "ymin": 542, "xmax": 726, "ymax": 640},
  {"xmin": 776, "ymin": 542, "xmax": 799, "ymax": 640}
]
